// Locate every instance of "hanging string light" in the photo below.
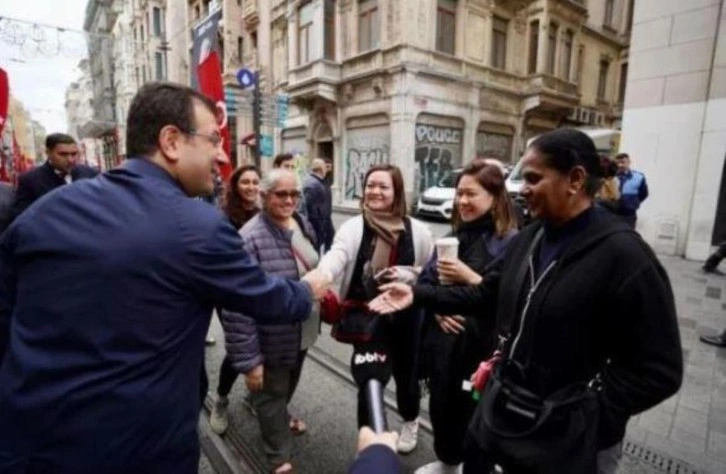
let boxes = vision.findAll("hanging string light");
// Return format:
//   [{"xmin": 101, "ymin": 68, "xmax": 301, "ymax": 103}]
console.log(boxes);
[{"xmin": 0, "ymin": 16, "xmax": 100, "ymax": 59}]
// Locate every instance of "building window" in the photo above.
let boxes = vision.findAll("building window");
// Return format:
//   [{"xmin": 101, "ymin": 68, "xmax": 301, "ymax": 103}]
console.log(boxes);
[
  {"xmin": 155, "ymin": 52, "xmax": 165, "ymax": 80},
  {"xmin": 142, "ymin": 65, "xmax": 147, "ymax": 83},
  {"xmin": 195, "ymin": 4, "xmax": 201, "ymax": 20},
  {"xmin": 298, "ymin": 2, "xmax": 314, "ymax": 64},
  {"xmin": 203, "ymin": 0, "xmax": 211, "ymax": 17},
  {"xmin": 359, "ymin": 0, "xmax": 379, "ymax": 52},
  {"xmin": 546, "ymin": 22, "xmax": 557, "ymax": 75},
  {"xmin": 140, "ymin": 25, "xmax": 145, "ymax": 42},
  {"xmin": 561, "ymin": 30, "xmax": 573, "ymax": 80},
  {"xmin": 324, "ymin": 0, "xmax": 335, "ymax": 60},
  {"xmin": 238, "ymin": 36, "xmax": 244, "ymax": 63},
  {"xmin": 491, "ymin": 16, "xmax": 508, "ymax": 70},
  {"xmin": 576, "ymin": 45, "xmax": 584, "ymax": 83},
  {"xmin": 619, "ymin": 62, "xmax": 628, "ymax": 103},
  {"xmin": 598, "ymin": 60, "xmax": 609, "ymax": 100},
  {"xmin": 528, "ymin": 20, "xmax": 539, "ymax": 74},
  {"xmin": 436, "ymin": 0, "xmax": 456, "ymax": 55},
  {"xmin": 153, "ymin": 7, "xmax": 163, "ymax": 37},
  {"xmin": 604, "ymin": 0, "xmax": 615, "ymax": 28}
]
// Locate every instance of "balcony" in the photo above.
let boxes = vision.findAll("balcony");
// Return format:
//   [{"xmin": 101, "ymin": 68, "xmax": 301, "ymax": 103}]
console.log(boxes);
[
  {"xmin": 286, "ymin": 60, "xmax": 342, "ymax": 104},
  {"xmin": 242, "ymin": 0, "xmax": 259, "ymax": 28},
  {"xmin": 523, "ymin": 74, "xmax": 580, "ymax": 112}
]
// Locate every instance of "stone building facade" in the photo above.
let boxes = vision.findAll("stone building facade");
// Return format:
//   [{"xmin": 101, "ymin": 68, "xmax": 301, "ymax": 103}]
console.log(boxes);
[
  {"xmin": 240, "ymin": 0, "xmax": 633, "ymax": 207},
  {"xmin": 620, "ymin": 0, "xmax": 726, "ymax": 259}
]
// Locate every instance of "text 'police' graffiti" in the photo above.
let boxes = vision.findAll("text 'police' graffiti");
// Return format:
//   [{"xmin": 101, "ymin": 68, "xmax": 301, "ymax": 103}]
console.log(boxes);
[{"xmin": 414, "ymin": 125, "xmax": 462, "ymax": 195}]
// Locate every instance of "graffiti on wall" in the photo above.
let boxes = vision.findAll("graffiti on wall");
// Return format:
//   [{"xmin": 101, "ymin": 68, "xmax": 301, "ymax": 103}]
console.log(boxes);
[
  {"xmin": 345, "ymin": 127, "xmax": 390, "ymax": 199},
  {"xmin": 414, "ymin": 124, "xmax": 462, "ymax": 195}
]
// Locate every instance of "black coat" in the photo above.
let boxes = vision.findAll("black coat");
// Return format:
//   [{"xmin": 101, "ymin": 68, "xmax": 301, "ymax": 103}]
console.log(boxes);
[
  {"xmin": 414, "ymin": 207, "xmax": 683, "ymax": 450},
  {"xmin": 302, "ymin": 172, "xmax": 334, "ymax": 249},
  {"xmin": 8, "ymin": 161, "xmax": 98, "ymax": 224},
  {"xmin": 417, "ymin": 215, "xmax": 516, "ymax": 378}
]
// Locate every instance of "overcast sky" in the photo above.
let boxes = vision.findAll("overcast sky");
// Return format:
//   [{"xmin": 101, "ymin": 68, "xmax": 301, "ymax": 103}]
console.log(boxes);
[{"xmin": 1, "ymin": 0, "xmax": 88, "ymax": 133}]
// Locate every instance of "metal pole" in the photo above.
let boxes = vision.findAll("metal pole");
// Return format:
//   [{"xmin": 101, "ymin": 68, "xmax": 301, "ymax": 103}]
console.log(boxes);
[{"xmin": 252, "ymin": 71, "xmax": 261, "ymax": 168}]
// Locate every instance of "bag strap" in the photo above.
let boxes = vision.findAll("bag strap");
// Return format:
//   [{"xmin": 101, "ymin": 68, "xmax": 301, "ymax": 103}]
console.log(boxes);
[
  {"xmin": 291, "ymin": 245, "xmax": 314, "ymax": 273},
  {"xmin": 495, "ymin": 228, "xmax": 544, "ymax": 345}
]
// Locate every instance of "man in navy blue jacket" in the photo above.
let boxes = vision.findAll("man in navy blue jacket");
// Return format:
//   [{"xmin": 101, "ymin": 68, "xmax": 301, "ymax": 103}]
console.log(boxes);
[{"xmin": 0, "ymin": 82, "xmax": 330, "ymax": 473}]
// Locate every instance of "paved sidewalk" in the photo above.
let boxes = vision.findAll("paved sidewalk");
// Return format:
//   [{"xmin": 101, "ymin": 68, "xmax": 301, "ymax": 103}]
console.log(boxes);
[{"xmin": 625, "ymin": 256, "xmax": 726, "ymax": 473}]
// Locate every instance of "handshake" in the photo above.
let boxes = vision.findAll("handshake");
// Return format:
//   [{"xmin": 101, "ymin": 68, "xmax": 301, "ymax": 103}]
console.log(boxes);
[
  {"xmin": 301, "ymin": 268, "xmax": 334, "ymax": 300},
  {"xmin": 300, "ymin": 268, "xmax": 415, "ymax": 314}
]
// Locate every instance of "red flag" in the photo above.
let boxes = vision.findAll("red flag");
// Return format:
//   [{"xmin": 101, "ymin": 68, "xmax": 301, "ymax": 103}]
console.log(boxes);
[
  {"xmin": 197, "ymin": 52, "xmax": 232, "ymax": 181},
  {"xmin": 0, "ymin": 68, "xmax": 8, "ymax": 138}
]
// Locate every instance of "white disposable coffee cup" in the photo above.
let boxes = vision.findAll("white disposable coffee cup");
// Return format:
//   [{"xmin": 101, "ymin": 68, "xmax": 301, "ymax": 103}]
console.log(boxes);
[{"xmin": 436, "ymin": 237, "xmax": 459, "ymax": 285}]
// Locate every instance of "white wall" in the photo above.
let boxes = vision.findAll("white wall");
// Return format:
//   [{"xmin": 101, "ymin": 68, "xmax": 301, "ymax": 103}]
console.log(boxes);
[{"xmin": 620, "ymin": 0, "xmax": 726, "ymax": 259}]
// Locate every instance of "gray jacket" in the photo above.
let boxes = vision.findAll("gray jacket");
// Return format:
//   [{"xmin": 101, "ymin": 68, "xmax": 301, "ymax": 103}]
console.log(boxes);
[{"xmin": 222, "ymin": 212, "xmax": 317, "ymax": 373}]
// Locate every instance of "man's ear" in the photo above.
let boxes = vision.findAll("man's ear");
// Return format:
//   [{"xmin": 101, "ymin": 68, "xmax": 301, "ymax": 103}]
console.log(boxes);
[{"xmin": 158, "ymin": 125, "xmax": 183, "ymax": 163}]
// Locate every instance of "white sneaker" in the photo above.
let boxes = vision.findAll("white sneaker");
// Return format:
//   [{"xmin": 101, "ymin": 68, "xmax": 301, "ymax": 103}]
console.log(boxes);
[
  {"xmin": 209, "ymin": 395, "xmax": 229, "ymax": 434},
  {"xmin": 414, "ymin": 461, "xmax": 463, "ymax": 474},
  {"xmin": 397, "ymin": 418, "xmax": 419, "ymax": 453}
]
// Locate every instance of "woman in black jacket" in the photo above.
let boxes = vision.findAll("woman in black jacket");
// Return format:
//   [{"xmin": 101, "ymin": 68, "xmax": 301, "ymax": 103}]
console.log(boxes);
[
  {"xmin": 415, "ymin": 160, "xmax": 518, "ymax": 474},
  {"xmin": 371, "ymin": 129, "xmax": 683, "ymax": 474}
]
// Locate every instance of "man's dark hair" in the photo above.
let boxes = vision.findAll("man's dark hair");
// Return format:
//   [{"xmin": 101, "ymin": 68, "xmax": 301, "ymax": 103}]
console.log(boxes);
[
  {"xmin": 615, "ymin": 153, "xmax": 630, "ymax": 161},
  {"xmin": 530, "ymin": 129, "xmax": 603, "ymax": 197},
  {"xmin": 273, "ymin": 153, "xmax": 294, "ymax": 168},
  {"xmin": 125, "ymin": 82, "xmax": 217, "ymax": 158},
  {"xmin": 45, "ymin": 133, "xmax": 76, "ymax": 150}
]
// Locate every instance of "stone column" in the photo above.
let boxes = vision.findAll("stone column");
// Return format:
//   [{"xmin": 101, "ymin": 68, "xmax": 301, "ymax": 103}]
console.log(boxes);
[{"xmin": 536, "ymin": 14, "xmax": 548, "ymax": 74}]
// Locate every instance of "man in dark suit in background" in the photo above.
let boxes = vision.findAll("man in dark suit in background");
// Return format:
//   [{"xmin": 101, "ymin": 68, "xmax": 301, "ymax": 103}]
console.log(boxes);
[
  {"xmin": 8, "ymin": 133, "xmax": 98, "ymax": 223},
  {"xmin": 303, "ymin": 158, "xmax": 335, "ymax": 252}
]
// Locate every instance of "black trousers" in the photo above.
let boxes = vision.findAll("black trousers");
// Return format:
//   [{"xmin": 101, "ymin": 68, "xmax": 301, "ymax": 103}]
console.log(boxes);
[
  {"xmin": 354, "ymin": 317, "xmax": 421, "ymax": 428},
  {"xmin": 429, "ymin": 330, "xmax": 480, "ymax": 465},
  {"xmin": 704, "ymin": 241, "xmax": 726, "ymax": 270},
  {"xmin": 217, "ymin": 356, "xmax": 238, "ymax": 397}
]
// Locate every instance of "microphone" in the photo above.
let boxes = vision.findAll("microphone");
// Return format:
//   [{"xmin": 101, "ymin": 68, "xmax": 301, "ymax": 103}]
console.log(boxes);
[
  {"xmin": 351, "ymin": 342, "xmax": 392, "ymax": 433},
  {"xmin": 365, "ymin": 379, "xmax": 387, "ymax": 433}
]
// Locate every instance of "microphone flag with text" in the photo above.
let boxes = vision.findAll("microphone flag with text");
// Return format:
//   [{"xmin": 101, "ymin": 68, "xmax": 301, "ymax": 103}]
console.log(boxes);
[{"xmin": 350, "ymin": 340, "xmax": 392, "ymax": 433}]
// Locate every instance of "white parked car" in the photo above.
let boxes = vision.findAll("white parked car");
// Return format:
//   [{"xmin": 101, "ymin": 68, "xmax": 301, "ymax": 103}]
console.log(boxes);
[{"xmin": 414, "ymin": 170, "xmax": 461, "ymax": 220}]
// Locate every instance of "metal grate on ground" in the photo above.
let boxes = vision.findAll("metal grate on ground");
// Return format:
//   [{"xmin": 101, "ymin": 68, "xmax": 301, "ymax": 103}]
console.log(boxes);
[{"xmin": 622, "ymin": 440, "xmax": 699, "ymax": 474}]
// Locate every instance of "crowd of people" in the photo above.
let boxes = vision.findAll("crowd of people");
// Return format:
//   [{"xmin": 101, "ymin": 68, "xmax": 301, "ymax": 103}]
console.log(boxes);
[{"xmin": 0, "ymin": 81, "xmax": 689, "ymax": 474}]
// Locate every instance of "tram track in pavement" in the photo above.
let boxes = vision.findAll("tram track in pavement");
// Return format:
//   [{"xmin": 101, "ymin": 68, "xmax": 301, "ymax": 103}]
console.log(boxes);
[{"xmin": 198, "ymin": 340, "xmax": 434, "ymax": 474}]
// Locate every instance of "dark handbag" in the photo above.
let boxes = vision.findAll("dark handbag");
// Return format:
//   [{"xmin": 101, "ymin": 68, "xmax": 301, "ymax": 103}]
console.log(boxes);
[
  {"xmin": 468, "ymin": 361, "xmax": 600, "ymax": 469},
  {"xmin": 330, "ymin": 300, "xmax": 380, "ymax": 343},
  {"xmin": 465, "ymin": 228, "xmax": 601, "ymax": 471}
]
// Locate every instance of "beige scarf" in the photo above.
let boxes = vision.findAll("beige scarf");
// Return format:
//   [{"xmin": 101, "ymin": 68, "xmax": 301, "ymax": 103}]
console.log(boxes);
[{"xmin": 363, "ymin": 206, "xmax": 406, "ymax": 273}]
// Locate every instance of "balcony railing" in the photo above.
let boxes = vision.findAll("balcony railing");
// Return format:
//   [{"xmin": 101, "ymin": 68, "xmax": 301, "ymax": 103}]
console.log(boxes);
[
  {"xmin": 527, "ymin": 74, "xmax": 579, "ymax": 98},
  {"xmin": 289, "ymin": 60, "xmax": 341, "ymax": 86},
  {"xmin": 242, "ymin": 0, "xmax": 259, "ymax": 26}
]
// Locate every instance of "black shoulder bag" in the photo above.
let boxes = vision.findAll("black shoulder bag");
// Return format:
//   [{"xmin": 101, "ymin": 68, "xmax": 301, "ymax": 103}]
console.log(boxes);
[{"xmin": 466, "ymin": 228, "xmax": 602, "ymax": 473}]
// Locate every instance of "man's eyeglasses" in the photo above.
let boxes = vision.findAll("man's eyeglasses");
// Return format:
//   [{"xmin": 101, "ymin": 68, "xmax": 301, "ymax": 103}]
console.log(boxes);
[
  {"xmin": 271, "ymin": 190, "xmax": 301, "ymax": 200},
  {"xmin": 183, "ymin": 129, "xmax": 223, "ymax": 148}
]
